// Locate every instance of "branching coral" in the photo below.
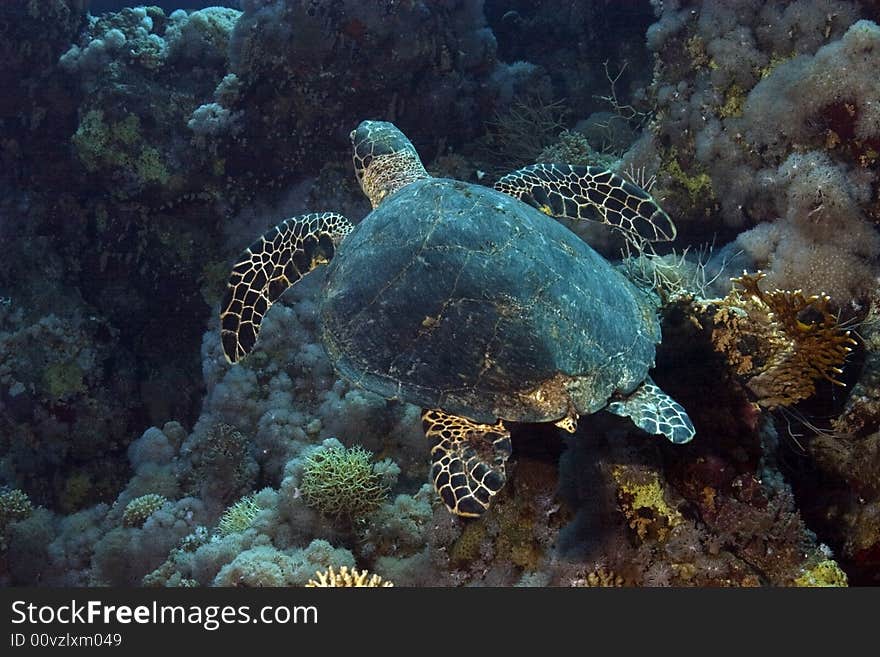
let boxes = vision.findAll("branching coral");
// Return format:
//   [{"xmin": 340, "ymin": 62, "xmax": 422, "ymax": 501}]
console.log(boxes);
[
  {"xmin": 300, "ymin": 444, "xmax": 390, "ymax": 519},
  {"xmin": 0, "ymin": 488, "xmax": 34, "ymax": 549},
  {"xmin": 216, "ymin": 494, "xmax": 261, "ymax": 537},
  {"xmin": 569, "ymin": 568, "xmax": 624, "ymax": 587},
  {"xmin": 705, "ymin": 271, "xmax": 857, "ymax": 408},
  {"xmin": 306, "ymin": 565, "xmax": 393, "ymax": 587},
  {"xmin": 480, "ymin": 95, "xmax": 568, "ymax": 169},
  {"xmin": 122, "ymin": 493, "xmax": 168, "ymax": 528}
]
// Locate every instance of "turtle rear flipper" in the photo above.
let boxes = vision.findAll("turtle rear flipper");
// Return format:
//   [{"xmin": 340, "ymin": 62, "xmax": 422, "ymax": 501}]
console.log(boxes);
[
  {"xmin": 606, "ymin": 376, "xmax": 695, "ymax": 444},
  {"xmin": 220, "ymin": 212, "xmax": 353, "ymax": 363},
  {"xmin": 422, "ymin": 409, "xmax": 512, "ymax": 517},
  {"xmin": 494, "ymin": 163, "xmax": 676, "ymax": 247}
]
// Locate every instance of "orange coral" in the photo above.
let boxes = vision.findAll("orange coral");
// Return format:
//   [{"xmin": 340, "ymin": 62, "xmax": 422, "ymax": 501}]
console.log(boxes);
[{"xmin": 709, "ymin": 271, "xmax": 857, "ymax": 408}]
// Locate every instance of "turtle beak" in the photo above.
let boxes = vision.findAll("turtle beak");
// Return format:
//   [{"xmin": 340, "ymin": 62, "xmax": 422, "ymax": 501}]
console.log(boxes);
[{"xmin": 349, "ymin": 129, "xmax": 357, "ymax": 143}]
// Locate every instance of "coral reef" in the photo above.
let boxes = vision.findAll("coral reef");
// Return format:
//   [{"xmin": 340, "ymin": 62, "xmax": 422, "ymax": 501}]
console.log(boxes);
[
  {"xmin": 122, "ymin": 494, "xmax": 169, "ymax": 528},
  {"xmin": 212, "ymin": 540, "xmax": 356, "ymax": 587},
  {"xmin": 640, "ymin": 1, "xmax": 879, "ymax": 303},
  {"xmin": 300, "ymin": 444, "xmax": 391, "ymax": 519},
  {"xmin": 221, "ymin": 0, "xmax": 534, "ymax": 196},
  {"xmin": 307, "ymin": 566, "xmax": 393, "ymax": 588},
  {"xmin": 179, "ymin": 422, "xmax": 258, "ymax": 512},
  {"xmin": 0, "ymin": 1, "xmax": 87, "ymax": 189},
  {"xmin": 0, "ymin": 305, "xmax": 139, "ymax": 511},
  {"xmin": 59, "ymin": 5, "xmax": 241, "ymax": 203},
  {"xmin": 795, "ymin": 339, "xmax": 880, "ymax": 584},
  {"xmin": 2, "ymin": 0, "xmax": 880, "ymax": 589},
  {"xmin": 699, "ymin": 272, "xmax": 857, "ymax": 408},
  {"xmin": 485, "ymin": 0, "xmax": 655, "ymax": 113},
  {"xmin": 794, "ymin": 559, "xmax": 848, "ymax": 587},
  {"xmin": 538, "ymin": 130, "xmax": 618, "ymax": 169},
  {"xmin": 0, "ymin": 489, "xmax": 33, "ymax": 550},
  {"xmin": 215, "ymin": 494, "xmax": 262, "ymax": 537}
]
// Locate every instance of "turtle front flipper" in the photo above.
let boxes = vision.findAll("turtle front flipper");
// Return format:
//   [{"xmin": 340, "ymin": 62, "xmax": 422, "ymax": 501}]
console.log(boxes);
[
  {"xmin": 220, "ymin": 211, "xmax": 353, "ymax": 363},
  {"xmin": 422, "ymin": 409, "xmax": 512, "ymax": 517},
  {"xmin": 494, "ymin": 163, "xmax": 676, "ymax": 247},
  {"xmin": 606, "ymin": 376, "xmax": 695, "ymax": 444}
]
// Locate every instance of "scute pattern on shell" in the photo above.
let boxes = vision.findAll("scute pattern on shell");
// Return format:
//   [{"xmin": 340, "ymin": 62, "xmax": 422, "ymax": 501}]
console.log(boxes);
[{"xmin": 320, "ymin": 177, "xmax": 661, "ymax": 425}]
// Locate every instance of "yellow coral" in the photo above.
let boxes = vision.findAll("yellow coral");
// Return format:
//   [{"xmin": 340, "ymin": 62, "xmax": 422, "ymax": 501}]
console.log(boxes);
[
  {"xmin": 611, "ymin": 465, "xmax": 682, "ymax": 542},
  {"xmin": 135, "ymin": 146, "xmax": 170, "ymax": 185},
  {"xmin": 757, "ymin": 52, "xmax": 795, "ymax": 79},
  {"xmin": 794, "ymin": 559, "xmax": 848, "ymax": 587},
  {"xmin": 662, "ymin": 152, "xmax": 714, "ymax": 204},
  {"xmin": 718, "ymin": 84, "xmax": 745, "ymax": 119},
  {"xmin": 710, "ymin": 272, "xmax": 857, "ymax": 408},
  {"xmin": 570, "ymin": 568, "xmax": 624, "ymax": 587},
  {"xmin": 43, "ymin": 360, "xmax": 85, "ymax": 400},
  {"xmin": 306, "ymin": 566, "xmax": 393, "ymax": 587}
]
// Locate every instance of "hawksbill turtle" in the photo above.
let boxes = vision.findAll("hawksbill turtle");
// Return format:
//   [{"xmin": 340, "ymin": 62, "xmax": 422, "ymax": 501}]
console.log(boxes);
[{"xmin": 220, "ymin": 120, "xmax": 695, "ymax": 517}]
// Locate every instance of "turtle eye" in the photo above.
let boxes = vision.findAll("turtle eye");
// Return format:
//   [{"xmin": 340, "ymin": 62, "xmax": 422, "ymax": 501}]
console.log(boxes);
[{"xmin": 349, "ymin": 129, "xmax": 356, "ymax": 142}]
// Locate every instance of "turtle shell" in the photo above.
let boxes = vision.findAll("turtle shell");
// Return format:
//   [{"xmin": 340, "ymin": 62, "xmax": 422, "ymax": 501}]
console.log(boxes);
[{"xmin": 320, "ymin": 177, "xmax": 660, "ymax": 424}]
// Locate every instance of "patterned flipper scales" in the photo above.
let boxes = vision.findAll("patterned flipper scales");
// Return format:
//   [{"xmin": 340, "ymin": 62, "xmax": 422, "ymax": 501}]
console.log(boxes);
[
  {"xmin": 422, "ymin": 409, "xmax": 512, "ymax": 517},
  {"xmin": 494, "ymin": 163, "xmax": 676, "ymax": 246},
  {"xmin": 606, "ymin": 376, "xmax": 695, "ymax": 444},
  {"xmin": 220, "ymin": 212, "xmax": 353, "ymax": 363}
]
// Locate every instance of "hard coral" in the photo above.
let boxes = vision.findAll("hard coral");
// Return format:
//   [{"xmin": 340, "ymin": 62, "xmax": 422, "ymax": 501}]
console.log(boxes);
[
  {"xmin": 212, "ymin": 539, "xmax": 355, "ymax": 587},
  {"xmin": 71, "ymin": 110, "xmax": 170, "ymax": 191},
  {"xmin": 306, "ymin": 565, "xmax": 393, "ymax": 588},
  {"xmin": 794, "ymin": 559, "xmax": 848, "ymax": 587},
  {"xmin": 704, "ymin": 271, "xmax": 856, "ymax": 408},
  {"xmin": 216, "ymin": 494, "xmax": 261, "ymax": 536},
  {"xmin": 122, "ymin": 493, "xmax": 168, "ymax": 528},
  {"xmin": 0, "ymin": 489, "xmax": 34, "ymax": 547},
  {"xmin": 300, "ymin": 444, "xmax": 389, "ymax": 519},
  {"xmin": 708, "ymin": 474, "xmax": 815, "ymax": 586},
  {"xmin": 570, "ymin": 568, "xmax": 624, "ymax": 587}
]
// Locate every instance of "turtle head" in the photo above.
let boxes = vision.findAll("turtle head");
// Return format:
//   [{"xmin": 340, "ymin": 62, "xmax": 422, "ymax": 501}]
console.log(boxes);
[{"xmin": 351, "ymin": 120, "xmax": 429, "ymax": 208}]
